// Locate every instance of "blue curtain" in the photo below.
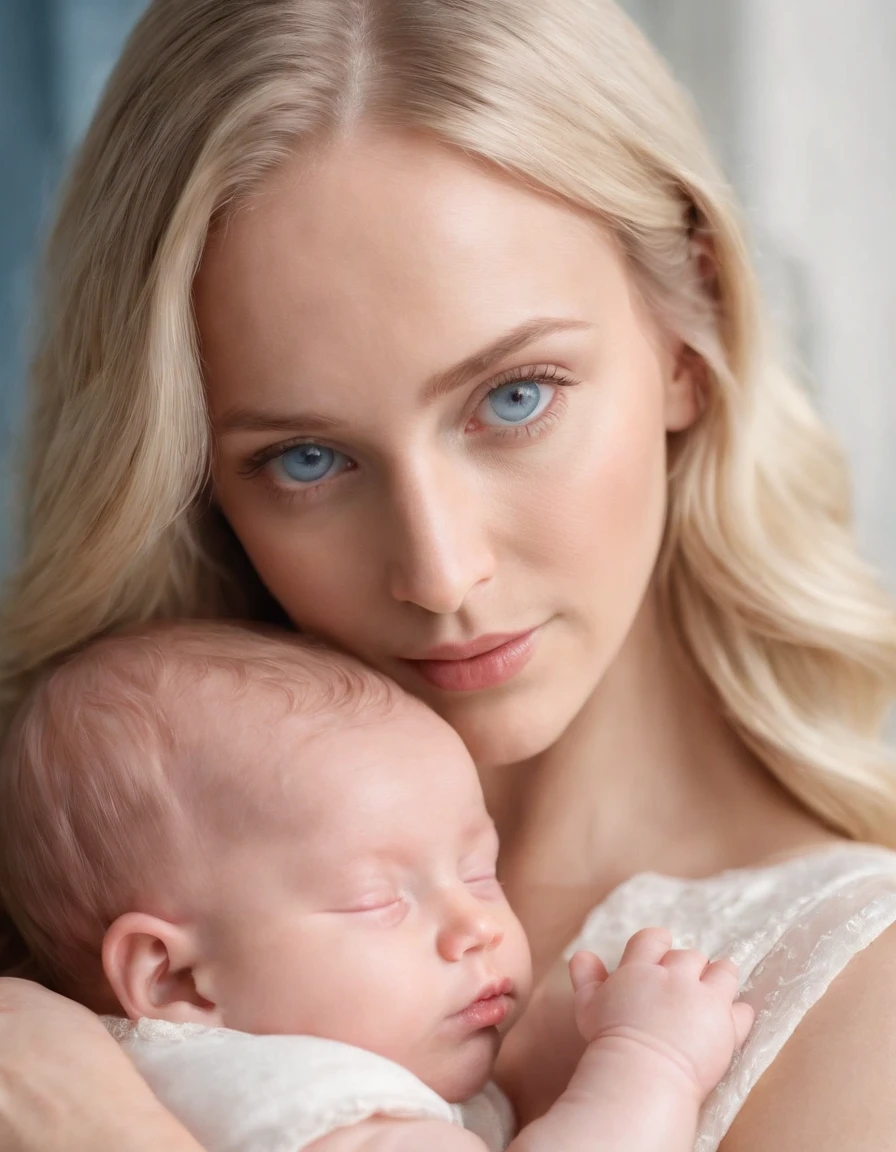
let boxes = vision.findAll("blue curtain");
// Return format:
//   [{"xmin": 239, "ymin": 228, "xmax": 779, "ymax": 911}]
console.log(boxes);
[{"xmin": 0, "ymin": 0, "xmax": 147, "ymax": 572}]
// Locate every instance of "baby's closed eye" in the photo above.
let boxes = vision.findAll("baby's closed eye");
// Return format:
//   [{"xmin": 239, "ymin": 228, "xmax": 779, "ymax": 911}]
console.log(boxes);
[
  {"xmin": 462, "ymin": 872, "xmax": 504, "ymax": 898},
  {"xmin": 331, "ymin": 892, "xmax": 410, "ymax": 925}
]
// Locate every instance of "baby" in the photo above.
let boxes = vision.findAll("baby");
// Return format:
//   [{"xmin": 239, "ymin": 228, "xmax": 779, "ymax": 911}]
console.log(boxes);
[{"xmin": 0, "ymin": 622, "xmax": 752, "ymax": 1152}]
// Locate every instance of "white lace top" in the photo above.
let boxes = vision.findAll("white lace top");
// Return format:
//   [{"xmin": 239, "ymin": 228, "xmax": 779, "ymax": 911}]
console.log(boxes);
[
  {"xmin": 105, "ymin": 1020, "xmax": 514, "ymax": 1152},
  {"xmin": 567, "ymin": 841, "xmax": 896, "ymax": 1150},
  {"xmin": 108, "ymin": 843, "xmax": 896, "ymax": 1151}
]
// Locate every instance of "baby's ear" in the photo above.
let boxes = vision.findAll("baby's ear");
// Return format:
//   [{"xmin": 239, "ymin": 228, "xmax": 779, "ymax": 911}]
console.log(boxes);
[{"xmin": 102, "ymin": 912, "xmax": 222, "ymax": 1026}]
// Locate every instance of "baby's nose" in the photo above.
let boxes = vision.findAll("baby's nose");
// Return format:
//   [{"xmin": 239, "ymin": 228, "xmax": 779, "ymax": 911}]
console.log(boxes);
[{"xmin": 436, "ymin": 893, "xmax": 504, "ymax": 962}]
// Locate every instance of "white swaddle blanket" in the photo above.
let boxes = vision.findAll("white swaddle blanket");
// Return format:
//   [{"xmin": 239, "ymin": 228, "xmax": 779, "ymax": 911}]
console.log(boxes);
[{"xmin": 105, "ymin": 1018, "xmax": 515, "ymax": 1152}]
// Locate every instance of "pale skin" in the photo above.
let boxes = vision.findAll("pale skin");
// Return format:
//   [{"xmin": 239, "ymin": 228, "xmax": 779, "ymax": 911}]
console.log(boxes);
[
  {"xmin": 97, "ymin": 678, "xmax": 750, "ymax": 1152},
  {"xmin": 2, "ymin": 125, "xmax": 895, "ymax": 1150},
  {"xmin": 306, "ymin": 933, "xmax": 752, "ymax": 1152},
  {"xmin": 103, "ymin": 695, "xmax": 536, "ymax": 1105}
]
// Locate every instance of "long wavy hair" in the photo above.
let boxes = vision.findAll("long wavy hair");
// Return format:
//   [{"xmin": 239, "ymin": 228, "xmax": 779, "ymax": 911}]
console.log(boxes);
[{"xmin": 2, "ymin": 0, "xmax": 896, "ymax": 965}]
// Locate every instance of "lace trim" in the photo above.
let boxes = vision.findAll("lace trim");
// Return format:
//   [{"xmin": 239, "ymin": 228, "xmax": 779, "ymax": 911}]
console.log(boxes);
[
  {"xmin": 698, "ymin": 879, "xmax": 896, "ymax": 1149},
  {"xmin": 567, "ymin": 844, "xmax": 896, "ymax": 1151}
]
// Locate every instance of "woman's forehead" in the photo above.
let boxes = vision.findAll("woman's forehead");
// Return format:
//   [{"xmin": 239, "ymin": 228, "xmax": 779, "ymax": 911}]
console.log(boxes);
[
  {"xmin": 195, "ymin": 131, "xmax": 623, "ymax": 412},
  {"xmin": 206, "ymin": 128, "xmax": 601, "ymax": 268}
]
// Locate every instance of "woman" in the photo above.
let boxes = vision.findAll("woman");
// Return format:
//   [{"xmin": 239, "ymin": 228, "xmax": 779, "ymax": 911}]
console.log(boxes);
[{"xmin": 2, "ymin": 0, "xmax": 896, "ymax": 1148}]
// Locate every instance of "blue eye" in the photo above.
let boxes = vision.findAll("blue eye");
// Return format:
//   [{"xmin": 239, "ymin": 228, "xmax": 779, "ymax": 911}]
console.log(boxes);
[
  {"xmin": 273, "ymin": 443, "xmax": 348, "ymax": 485},
  {"xmin": 479, "ymin": 380, "xmax": 553, "ymax": 427}
]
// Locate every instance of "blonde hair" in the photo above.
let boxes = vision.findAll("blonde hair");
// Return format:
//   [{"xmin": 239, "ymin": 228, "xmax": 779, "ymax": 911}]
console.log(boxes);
[
  {"xmin": 1, "ymin": 0, "xmax": 895, "ymax": 868},
  {"xmin": 0, "ymin": 619, "xmax": 398, "ymax": 1003}
]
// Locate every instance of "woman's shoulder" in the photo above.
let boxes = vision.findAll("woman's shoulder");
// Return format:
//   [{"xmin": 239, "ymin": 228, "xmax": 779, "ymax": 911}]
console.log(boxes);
[
  {"xmin": 570, "ymin": 841, "xmax": 896, "ymax": 1151},
  {"xmin": 569, "ymin": 841, "xmax": 896, "ymax": 972},
  {"xmin": 720, "ymin": 920, "xmax": 896, "ymax": 1151}
]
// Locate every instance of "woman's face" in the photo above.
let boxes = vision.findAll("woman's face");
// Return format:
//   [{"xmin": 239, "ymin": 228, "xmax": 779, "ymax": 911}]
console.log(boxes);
[{"xmin": 197, "ymin": 129, "xmax": 699, "ymax": 768}]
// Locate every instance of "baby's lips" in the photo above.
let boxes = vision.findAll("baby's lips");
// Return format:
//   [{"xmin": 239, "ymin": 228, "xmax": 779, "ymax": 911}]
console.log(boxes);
[{"xmin": 449, "ymin": 976, "xmax": 515, "ymax": 1019}]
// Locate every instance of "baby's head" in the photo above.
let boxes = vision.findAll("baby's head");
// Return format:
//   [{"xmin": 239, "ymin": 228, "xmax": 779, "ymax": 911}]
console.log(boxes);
[{"xmin": 0, "ymin": 621, "xmax": 531, "ymax": 1100}]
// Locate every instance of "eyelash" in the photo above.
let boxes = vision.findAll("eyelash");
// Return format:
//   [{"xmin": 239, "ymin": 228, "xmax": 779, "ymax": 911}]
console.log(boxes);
[
  {"xmin": 351, "ymin": 895, "xmax": 410, "ymax": 925},
  {"xmin": 240, "ymin": 363, "xmax": 579, "ymax": 499},
  {"xmin": 354, "ymin": 895, "xmax": 405, "ymax": 912},
  {"xmin": 467, "ymin": 364, "xmax": 577, "ymax": 438},
  {"xmin": 464, "ymin": 874, "xmax": 503, "ymax": 894}
]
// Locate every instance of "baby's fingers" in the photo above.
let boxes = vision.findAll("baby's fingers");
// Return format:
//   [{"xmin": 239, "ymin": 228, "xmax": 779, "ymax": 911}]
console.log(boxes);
[
  {"xmin": 618, "ymin": 927, "xmax": 673, "ymax": 967},
  {"xmin": 570, "ymin": 951, "xmax": 611, "ymax": 1043},
  {"xmin": 700, "ymin": 956, "xmax": 740, "ymax": 992},
  {"xmin": 659, "ymin": 948, "xmax": 711, "ymax": 978},
  {"xmin": 732, "ymin": 1001, "xmax": 755, "ymax": 1048},
  {"xmin": 569, "ymin": 950, "xmax": 609, "ymax": 993}
]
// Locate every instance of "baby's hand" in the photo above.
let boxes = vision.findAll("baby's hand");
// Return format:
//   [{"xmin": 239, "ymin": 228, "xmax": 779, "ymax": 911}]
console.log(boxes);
[{"xmin": 569, "ymin": 928, "xmax": 754, "ymax": 1100}]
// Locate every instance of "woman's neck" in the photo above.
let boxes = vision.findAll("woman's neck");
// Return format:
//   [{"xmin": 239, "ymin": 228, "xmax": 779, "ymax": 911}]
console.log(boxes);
[{"xmin": 481, "ymin": 592, "xmax": 838, "ymax": 971}]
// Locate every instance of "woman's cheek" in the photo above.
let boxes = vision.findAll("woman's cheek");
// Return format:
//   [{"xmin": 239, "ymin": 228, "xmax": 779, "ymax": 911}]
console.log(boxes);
[
  {"xmin": 259, "ymin": 532, "xmax": 368, "ymax": 629},
  {"xmin": 516, "ymin": 380, "xmax": 666, "ymax": 586}
]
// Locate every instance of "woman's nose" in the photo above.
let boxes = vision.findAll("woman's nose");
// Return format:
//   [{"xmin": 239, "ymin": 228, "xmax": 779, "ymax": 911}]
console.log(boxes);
[
  {"xmin": 385, "ymin": 458, "xmax": 495, "ymax": 615},
  {"xmin": 436, "ymin": 891, "xmax": 505, "ymax": 962}
]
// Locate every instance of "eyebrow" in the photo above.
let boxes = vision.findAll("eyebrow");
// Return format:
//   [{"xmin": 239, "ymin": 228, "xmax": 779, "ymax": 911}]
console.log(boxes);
[
  {"xmin": 213, "ymin": 316, "xmax": 594, "ymax": 436},
  {"xmin": 421, "ymin": 316, "xmax": 593, "ymax": 402}
]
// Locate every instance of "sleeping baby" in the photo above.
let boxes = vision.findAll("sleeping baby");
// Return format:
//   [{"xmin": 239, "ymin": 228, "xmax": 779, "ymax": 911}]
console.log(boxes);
[{"xmin": 0, "ymin": 621, "xmax": 752, "ymax": 1152}]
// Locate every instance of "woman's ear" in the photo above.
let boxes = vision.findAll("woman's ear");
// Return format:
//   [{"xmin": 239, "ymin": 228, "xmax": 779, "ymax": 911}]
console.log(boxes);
[
  {"xmin": 102, "ymin": 912, "xmax": 222, "ymax": 1026},
  {"xmin": 664, "ymin": 341, "xmax": 706, "ymax": 433},
  {"xmin": 664, "ymin": 225, "xmax": 717, "ymax": 433}
]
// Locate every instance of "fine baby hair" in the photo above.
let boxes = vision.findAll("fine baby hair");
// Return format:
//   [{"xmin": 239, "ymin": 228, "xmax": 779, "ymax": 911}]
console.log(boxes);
[{"xmin": 0, "ymin": 620, "xmax": 399, "ymax": 1008}]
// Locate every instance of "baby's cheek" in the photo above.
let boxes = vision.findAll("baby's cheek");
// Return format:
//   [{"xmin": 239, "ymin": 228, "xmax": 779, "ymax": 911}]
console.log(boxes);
[
  {"xmin": 229, "ymin": 960, "xmax": 309, "ymax": 1034},
  {"xmin": 508, "ymin": 923, "xmax": 536, "ymax": 1005},
  {"xmin": 217, "ymin": 932, "xmax": 337, "ymax": 1035}
]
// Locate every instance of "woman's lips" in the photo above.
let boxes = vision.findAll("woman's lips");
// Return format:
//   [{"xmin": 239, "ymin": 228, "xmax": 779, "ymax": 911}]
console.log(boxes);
[{"xmin": 402, "ymin": 629, "xmax": 540, "ymax": 692}]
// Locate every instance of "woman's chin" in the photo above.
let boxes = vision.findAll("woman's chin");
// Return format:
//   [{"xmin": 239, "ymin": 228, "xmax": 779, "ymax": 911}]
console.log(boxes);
[{"xmin": 440, "ymin": 692, "xmax": 585, "ymax": 770}]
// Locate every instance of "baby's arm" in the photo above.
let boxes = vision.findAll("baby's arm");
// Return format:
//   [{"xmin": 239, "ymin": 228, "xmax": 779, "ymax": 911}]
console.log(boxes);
[
  {"xmin": 311, "ymin": 928, "xmax": 752, "ymax": 1152},
  {"xmin": 510, "ymin": 928, "xmax": 753, "ymax": 1152}
]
